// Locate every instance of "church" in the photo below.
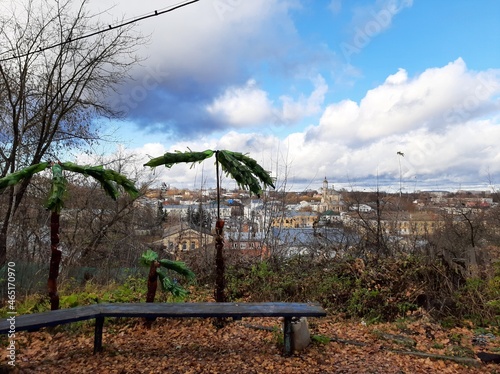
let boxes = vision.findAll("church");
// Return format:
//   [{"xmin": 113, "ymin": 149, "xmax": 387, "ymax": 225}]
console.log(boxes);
[{"xmin": 318, "ymin": 177, "xmax": 344, "ymax": 213}]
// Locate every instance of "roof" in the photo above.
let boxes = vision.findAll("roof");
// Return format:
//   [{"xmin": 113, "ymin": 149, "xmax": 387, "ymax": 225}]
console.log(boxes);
[{"xmin": 271, "ymin": 227, "xmax": 358, "ymax": 246}]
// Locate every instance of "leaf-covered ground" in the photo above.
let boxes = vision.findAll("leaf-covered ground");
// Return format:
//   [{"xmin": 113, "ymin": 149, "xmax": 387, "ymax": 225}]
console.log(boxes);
[{"xmin": 3, "ymin": 315, "xmax": 499, "ymax": 373}]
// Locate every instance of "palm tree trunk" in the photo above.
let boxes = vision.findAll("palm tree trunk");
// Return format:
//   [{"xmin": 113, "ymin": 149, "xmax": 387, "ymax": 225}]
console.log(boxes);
[
  {"xmin": 214, "ymin": 218, "xmax": 226, "ymax": 303},
  {"xmin": 146, "ymin": 261, "xmax": 160, "ymax": 303},
  {"xmin": 48, "ymin": 211, "xmax": 62, "ymax": 310},
  {"xmin": 214, "ymin": 151, "xmax": 226, "ymax": 304},
  {"xmin": 144, "ymin": 260, "xmax": 160, "ymax": 328}
]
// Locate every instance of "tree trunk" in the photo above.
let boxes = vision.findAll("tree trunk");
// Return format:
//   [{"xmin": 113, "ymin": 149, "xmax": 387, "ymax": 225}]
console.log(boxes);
[
  {"xmin": 48, "ymin": 211, "xmax": 62, "ymax": 311},
  {"xmin": 0, "ymin": 186, "xmax": 15, "ymax": 269},
  {"xmin": 146, "ymin": 261, "xmax": 160, "ymax": 303},
  {"xmin": 214, "ymin": 218, "xmax": 226, "ymax": 303},
  {"xmin": 144, "ymin": 260, "xmax": 160, "ymax": 328},
  {"xmin": 0, "ymin": 227, "xmax": 7, "ymax": 269}
]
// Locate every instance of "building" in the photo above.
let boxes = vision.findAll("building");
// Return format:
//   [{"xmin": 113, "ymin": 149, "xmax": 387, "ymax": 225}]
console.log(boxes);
[
  {"xmin": 341, "ymin": 210, "xmax": 445, "ymax": 238},
  {"xmin": 271, "ymin": 211, "xmax": 318, "ymax": 228},
  {"xmin": 226, "ymin": 231, "xmax": 269, "ymax": 259},
  {"xmin": 319, "ymin": 177, "xmax": 344, "ymax": 213},
  {"xmin": 155, "ymin": 224, "xmax": 214, "ymax": 256},
  {"xmin": 155, "ymin": 221, "xmax": 268, "ymax": 260}
]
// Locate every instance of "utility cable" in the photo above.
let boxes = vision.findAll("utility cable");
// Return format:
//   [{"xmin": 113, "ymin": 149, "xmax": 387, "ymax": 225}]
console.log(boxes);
[{"xmin": 0, "ymin": 0, "xmax": 200, "ymax": 62}]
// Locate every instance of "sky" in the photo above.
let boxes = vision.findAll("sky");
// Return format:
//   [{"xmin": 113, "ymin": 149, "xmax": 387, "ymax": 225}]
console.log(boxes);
[{"xmin": 81, "ymin": 0, "xmax": 500, "ymax": 193}]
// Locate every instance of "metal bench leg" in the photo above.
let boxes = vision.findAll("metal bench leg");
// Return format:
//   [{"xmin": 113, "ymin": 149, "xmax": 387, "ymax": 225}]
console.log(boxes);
[
  {"xmin": 283, "ymin": 317, "xmax": 294, "ymax": 356},
  {"xmin": 94, "ymin": 316, "xmax": 104, "ymax": 354}
]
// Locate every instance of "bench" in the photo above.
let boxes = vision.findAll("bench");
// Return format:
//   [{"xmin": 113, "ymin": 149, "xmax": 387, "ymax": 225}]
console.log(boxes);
[{"xmin": 0, "ymin": 302, "xmax": 326, "ymax": 355}]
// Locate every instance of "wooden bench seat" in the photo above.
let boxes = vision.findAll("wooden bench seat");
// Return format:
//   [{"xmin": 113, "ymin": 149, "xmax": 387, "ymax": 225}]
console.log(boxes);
[{"xmin": 0, "ymin": 302, "xmax": 326, "ymax": 355}]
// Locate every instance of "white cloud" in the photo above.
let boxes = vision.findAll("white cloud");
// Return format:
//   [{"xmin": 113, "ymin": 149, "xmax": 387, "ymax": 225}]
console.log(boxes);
[
  {"xmin": 309, "ymin": 58, "xmax": 500, "ymax": 144},
  {"xmin": 200, "ymin": 60, "xmax": 500, "ymax": 190},
  {"xmin": 125, "ymin": 59, "xmax": 500, "ymax": 191},
  {"xmin": 385, "ymin": 68, "xmax": 407, "ymax": 85},
  {"xmin": 84, "ymin": 0, "xmax": 321, "ymax": 137},
  {"xmin": 206, "ymin": 75, "xmax": 328, "ymax": 127},
  {"xmin": 206, "ymin": 80, "xmax": 276, "ymax": 127},
  {"xmin": 19, "ymin": 2, "xmax": 499, "ymax": 193},
  {"xmin": 90, "ymin": 0, "xmax": 301, "ymax": 84},
  {"xmin": 82, "ymin": 39, "xmax": 500, "ymax": 192}
]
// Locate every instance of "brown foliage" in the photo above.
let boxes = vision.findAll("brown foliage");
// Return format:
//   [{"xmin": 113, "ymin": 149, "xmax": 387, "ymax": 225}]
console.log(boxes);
[{"xmin": 4, "ymin": 315, "xmax": 496, "ymax": 373}]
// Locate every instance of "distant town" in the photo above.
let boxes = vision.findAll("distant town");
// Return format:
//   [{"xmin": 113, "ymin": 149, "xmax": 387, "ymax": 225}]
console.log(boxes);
[{"xmin": 136, "ymin": 178, "xmax": 499, "ymax": 259}]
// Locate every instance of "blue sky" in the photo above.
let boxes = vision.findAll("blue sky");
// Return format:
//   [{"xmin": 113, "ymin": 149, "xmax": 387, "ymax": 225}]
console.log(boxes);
[{"xmin": 84, "ymin": 0, "xmax": 500, "ymax": 193}]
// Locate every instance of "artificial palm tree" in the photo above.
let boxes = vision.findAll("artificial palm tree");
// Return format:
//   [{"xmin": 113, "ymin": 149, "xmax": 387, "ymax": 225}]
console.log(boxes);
[
  {"xmin": 140, "ymin": 248, "xmax": 195, "ymax": 302},
  {"xmin": 144, "ymin": 149, "xmax": 275, "ymax": 303},
  {"xmin": 139, "ymin": 249, "xmax": 195, "ymax": 328},
  {"xmin": 0, "ymin": 161, "xmax": 139, "ymax": 310}
]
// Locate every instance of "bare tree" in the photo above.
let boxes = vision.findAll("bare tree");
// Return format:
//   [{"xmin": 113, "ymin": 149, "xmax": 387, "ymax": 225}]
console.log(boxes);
[
  {"xmin": 60, "ymin": 150, "xmax": 160, "ymax": 272},
  {"xmin": 343, "ymin": 187, "xmax": 394, "ymax": 258},
  {"xmin": 0, "ymin": 0, "xmax": 144, "ymax": 266}
]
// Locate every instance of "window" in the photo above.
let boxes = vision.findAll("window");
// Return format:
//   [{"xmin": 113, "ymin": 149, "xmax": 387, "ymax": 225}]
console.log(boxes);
[
  {"xmin": 191, "ymin": 241, "xmax": 196, "ymax": 250},
  {"xmin": 182, "ymin": 242, "xmax": 187, "ymax": 251}
]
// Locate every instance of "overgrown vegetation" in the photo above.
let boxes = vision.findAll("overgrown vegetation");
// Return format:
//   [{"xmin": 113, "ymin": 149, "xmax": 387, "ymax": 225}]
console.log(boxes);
[
  {"xmin": 224, "ymin": 254, "xmax": 500, "ymax": 328},
  {"xmin": 4, "ymin": 252, "xmax": 499, "ymax": 332},
  {"xmin": 0, "ymin": 271, "xmax": 194, "ymax": 318}
]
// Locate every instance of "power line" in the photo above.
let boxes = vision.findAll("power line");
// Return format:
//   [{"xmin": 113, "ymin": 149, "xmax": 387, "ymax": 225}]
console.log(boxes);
[{"xmin": 0, "ymin": 0, "xmax": 200, "ymax": 63}]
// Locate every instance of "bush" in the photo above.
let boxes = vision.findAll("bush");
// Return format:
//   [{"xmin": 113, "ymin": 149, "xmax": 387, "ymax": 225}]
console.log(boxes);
[
  {"xmin": 224, "ymin": 253, "xmax": 500, "ymax": 325},
  {"xmin": 5, "ymin": 252, "xmax": 499, "ymax": 329}
]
